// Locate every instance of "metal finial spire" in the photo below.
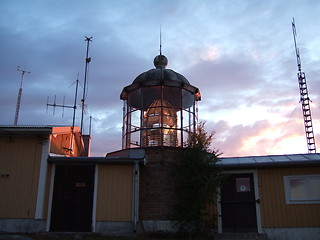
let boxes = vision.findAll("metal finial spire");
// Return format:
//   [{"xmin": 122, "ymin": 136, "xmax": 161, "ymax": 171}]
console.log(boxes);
[
  {"xmin": 154, "ymin": 26, "xmax": 167, "ymax": 69},
  {"xmin": 160, "ymin": 25, "xmax": 162, "ymax": 55}
]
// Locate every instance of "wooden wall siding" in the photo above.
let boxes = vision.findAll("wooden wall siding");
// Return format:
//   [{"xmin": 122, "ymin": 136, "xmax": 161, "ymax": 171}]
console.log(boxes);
[
  {"xmin": 0, "ymin": 136, "xmax": 42, "ymax": 218},
  {"xmin": 96, "ymin": 165, "xmax": 134, "ymax": 221},
  {"xmin": 258, "ymin": 167, "xmax": 320, "ymax": 228}
]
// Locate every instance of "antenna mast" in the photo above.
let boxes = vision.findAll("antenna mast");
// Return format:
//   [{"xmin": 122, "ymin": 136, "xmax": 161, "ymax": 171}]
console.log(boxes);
[
  {"xmin": 14, "ymin": 66, "xmax": 30, "ymax": 125},
  {"xmin": 292, "ymin": 18, "xmax": 316, "ymax": 153},
  {"xmin": 80, "ymin": 36, "xmax": 92, "ymax": 134}
]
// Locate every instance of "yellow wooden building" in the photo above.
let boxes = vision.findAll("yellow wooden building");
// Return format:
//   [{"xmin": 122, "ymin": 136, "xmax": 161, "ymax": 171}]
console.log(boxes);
[
  {"xmin": 1, "ymin": 125, "xmax": 319, "ymax": 240},
  {"xmin": 0, "ymin": 126, "xmax": 87, "ymax": 231},
  {"xmin": 0, "ymin": 125, "xmax": 144, "ymax": 234},
  {"xmin": 217, "ymin": 154, "xmax": 320, "ymax": 239}
]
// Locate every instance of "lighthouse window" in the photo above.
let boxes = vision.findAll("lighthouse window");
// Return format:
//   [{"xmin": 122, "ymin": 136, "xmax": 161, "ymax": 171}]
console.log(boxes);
[
  {"xmin": 182, "ymin": 89, "xmax": 194, "ymax": 109},
  {"xmin": 142, "ymin": 87, "xmax": 161, "ymax": 109},
  {"xmin": 163, "ymin": 86, "xmax": 182, "ymax": 108}
]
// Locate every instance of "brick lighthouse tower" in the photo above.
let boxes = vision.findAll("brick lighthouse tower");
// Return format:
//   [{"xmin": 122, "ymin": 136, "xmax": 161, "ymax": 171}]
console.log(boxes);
[{"xmin": 120, "ymin": 53, "xmax": 201, "ymax": 232}]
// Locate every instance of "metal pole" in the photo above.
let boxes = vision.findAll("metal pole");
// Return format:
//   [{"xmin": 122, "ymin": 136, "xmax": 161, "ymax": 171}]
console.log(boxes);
[
  {"xmin": 89, "ymin": 115, "xmax": 92, "ymax": 136},
  {"xmin": 72, "ymin": 79, "xmax": 79, "ymax": 130},
  {"xmin": 14, "ymin": 67, "xmax": 30, "ymax": 125},
  {"xmin": 80, "ymin": 36, "xmax": 92, "ymax": 134}
]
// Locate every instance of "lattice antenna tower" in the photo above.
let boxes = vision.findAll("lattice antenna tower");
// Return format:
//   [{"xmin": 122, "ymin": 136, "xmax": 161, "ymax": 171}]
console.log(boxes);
[
  {"xmin": 80, "ymin": 36, "xmax": 92, "ymax": 134},
  {"xmin": 14, "ymin": 66, "xmax": 30, "ymax": 126},
  {"xmin": 292, "ymin": 18, "xmax": 316, "ymax": 153},
  {"xmin": 46, "ymin": 79, "xmax": 79, "ymax": 130}
]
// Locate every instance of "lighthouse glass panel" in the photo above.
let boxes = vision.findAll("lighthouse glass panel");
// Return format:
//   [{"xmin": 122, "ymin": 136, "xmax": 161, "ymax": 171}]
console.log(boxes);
[
  {"xmin": 142, "ymin": 87, "xmax": 161, "ymax": 109},
  {"xmin": 122, "ymin": 85, "xmax": 198, "ymax": 149},
  {"xmin": 143, "ymin": 99, "xmax": 178, "ymax": 146}
]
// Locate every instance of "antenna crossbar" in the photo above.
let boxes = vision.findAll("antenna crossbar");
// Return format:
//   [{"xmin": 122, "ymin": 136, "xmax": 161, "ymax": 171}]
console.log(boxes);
[{"xmin": 46, "ymin": 79, "xmax": 79, "ymax": 129}]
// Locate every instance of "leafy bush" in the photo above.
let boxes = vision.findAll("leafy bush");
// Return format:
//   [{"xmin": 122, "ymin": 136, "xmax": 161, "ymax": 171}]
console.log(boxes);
[{"xmin": 171, "ymin": 122, "xmax": 222, "ymax": 236}]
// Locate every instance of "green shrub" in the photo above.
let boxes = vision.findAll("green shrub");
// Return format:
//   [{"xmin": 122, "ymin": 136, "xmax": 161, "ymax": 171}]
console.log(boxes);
[{"xmin": 171, "ymin": 122, "xmax": 222, "ymax": 236}]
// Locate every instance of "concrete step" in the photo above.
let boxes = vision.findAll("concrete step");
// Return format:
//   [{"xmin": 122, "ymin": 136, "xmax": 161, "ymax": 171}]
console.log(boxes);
[{"xmin": 214, "ymin": 233, "xmax": 268, "ymax": 240}]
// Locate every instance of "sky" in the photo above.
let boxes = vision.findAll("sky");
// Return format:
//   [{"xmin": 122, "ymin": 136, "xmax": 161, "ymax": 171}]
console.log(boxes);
[{"xmin": 1, "ymin": 0, "xmax": 320, "ymax": 157}]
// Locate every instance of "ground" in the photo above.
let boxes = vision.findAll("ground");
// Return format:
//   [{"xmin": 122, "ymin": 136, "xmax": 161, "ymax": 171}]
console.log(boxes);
[{"xmin": 0, "ymin": 233, "xmax": 213, "ymax": 240}]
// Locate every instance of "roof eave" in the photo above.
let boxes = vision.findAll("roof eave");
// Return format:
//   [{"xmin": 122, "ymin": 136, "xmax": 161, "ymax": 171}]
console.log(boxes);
[
  {"xmin": 120, "ymin": 80, "xmax": 199, "ymax": 100},
  {"xmin": 217, "ymin": 160, "xmax": 320, "ymax": 169},
  {"xmin": 48, "ymin": 156, "xmax": 145, "ymax": 164}
]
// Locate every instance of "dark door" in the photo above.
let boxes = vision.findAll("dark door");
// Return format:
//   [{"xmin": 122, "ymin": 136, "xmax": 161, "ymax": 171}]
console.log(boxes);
[
  {"xmin": 220, "ymin": 173, "xmax": 257, "ymax": 233},
  {"xmin": 50, "ymin": 165, "xmax": 95, "ymax": 232}
]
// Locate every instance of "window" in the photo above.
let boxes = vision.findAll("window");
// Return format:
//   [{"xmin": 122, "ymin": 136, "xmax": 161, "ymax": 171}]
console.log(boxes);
[{"xmin": 284, "ymin": 175, "xmax": 320, "ymax": 204}]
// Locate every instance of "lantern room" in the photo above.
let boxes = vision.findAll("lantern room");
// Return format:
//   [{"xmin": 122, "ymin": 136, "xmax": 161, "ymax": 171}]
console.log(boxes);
[{"xmin": 120, "ymin": 54, "xmax": 201, "ymax": 149}]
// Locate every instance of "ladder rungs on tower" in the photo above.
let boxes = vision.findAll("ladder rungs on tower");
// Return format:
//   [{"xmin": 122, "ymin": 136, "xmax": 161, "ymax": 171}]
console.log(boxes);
[{"xmin": 292, "ymin": 18, "xmax": 316, "ymax": 153}]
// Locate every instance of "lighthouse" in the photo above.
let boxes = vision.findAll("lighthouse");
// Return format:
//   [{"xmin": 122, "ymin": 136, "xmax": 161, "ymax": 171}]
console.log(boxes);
[
  {"xmin": 120, "ymin": 54, "xmax": 201, "ymax": 149},
  {"xmin": 119, "ymin": 53, "xmax": 202, "ymax": 230}
]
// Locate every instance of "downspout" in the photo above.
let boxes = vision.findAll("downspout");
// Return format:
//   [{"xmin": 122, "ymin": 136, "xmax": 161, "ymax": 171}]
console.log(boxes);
[{"xmin": 133, "ymin": 160, "xmax": 140, "ymax": 232}]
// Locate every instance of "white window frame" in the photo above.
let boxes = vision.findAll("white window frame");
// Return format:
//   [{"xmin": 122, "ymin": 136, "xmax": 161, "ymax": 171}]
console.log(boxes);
[{"xmin": 283, "ymin": 174, "xmax": 320, "ymax": 204}]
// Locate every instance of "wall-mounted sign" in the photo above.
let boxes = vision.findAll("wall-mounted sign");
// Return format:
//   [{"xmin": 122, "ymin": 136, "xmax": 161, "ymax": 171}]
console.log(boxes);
[
  {"xmin": 76, "ymin": 182, "xmax": 86, "ymax": 188},
  {"xmin": 236, "ymin": 177, "xmax": 251, "ymax": 192}
]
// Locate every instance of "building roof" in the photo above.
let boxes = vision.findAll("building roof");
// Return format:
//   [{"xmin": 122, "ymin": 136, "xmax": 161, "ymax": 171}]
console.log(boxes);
[
  {"xmin": 0, "ymin": 125, "xmax": 54, "ymax": 129},
  {"xmin": 0, "ymin": 125, "xmax": 75, "ymax": 130},
  {"xmin": 48, "ymin": 148, "xmax": 146, "ymax": 164},
  {"xmin": 0, "ymin": 125, "xmax": 82, "ymax": 142},
  {"xmin": 218, "ymin": 153, "xmax": 320, "ymax": 169},
  {"xmin": 133, "ymin": 68, "xmax": 190, "ymax": 85},
  {"xmin": 120, "ymin": 55, "xmax": 200, "ymax": 101},
  {"xmin": 0, "ymin": 125, "xmax": 54, "ymax": 136},
  {"xmin": 48, "ymin": 156, "xmax": 145, "ymax": 164}
]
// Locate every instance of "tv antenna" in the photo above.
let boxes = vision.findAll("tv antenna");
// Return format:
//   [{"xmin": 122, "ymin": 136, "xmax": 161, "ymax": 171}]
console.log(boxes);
[
  {"xmin": 292, "ymin": 18, "xmax": 316, "ymax": 153},
  {"xmin": 46, "ymin": 79, "xmax": 79, "ymax": 130},
  {"xmin": 14, "ymin": 66, "xmax": 30, "ymax": 125},
  {"xmin": 80, "ymin": 36, "xmax": 92, "ymax": 134}
]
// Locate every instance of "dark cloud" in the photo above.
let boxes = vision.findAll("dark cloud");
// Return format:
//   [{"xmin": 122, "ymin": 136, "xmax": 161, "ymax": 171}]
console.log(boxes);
[{"xmin": 1, "ymin": 0, "xmax": 320, "ymax": 156}]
